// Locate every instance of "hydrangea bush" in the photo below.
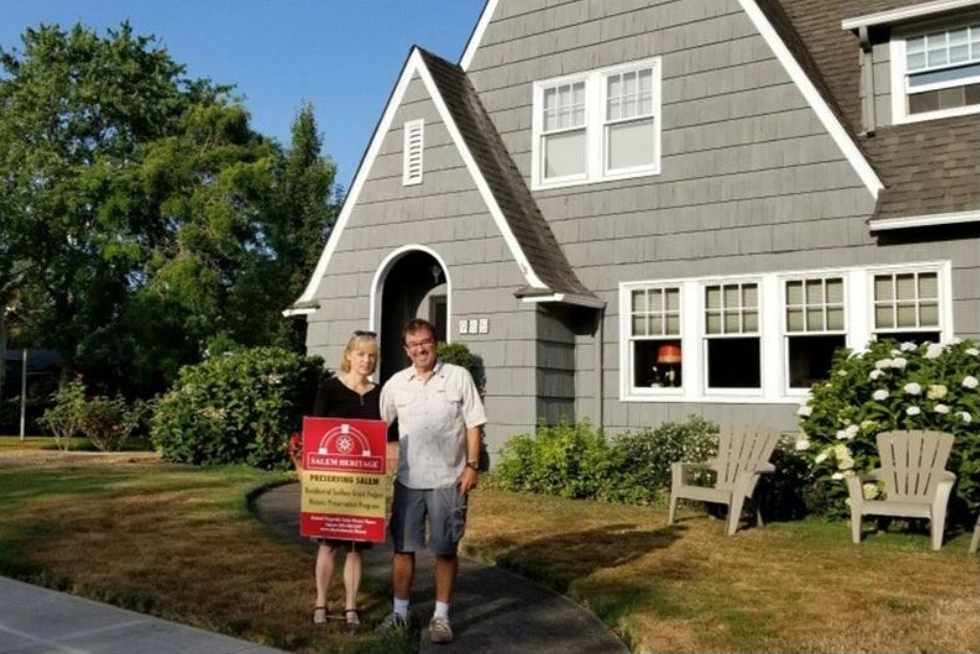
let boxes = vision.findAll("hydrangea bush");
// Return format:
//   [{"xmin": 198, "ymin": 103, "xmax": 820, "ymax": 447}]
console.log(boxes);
[{"xmin": 796, "ymin": 338, "xmax": 980, "ymax": 520}]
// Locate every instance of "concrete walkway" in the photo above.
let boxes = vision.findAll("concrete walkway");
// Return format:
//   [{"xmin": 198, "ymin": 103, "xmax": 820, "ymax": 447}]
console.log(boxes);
[
  {"xmin": 0, "ymin": 576, "xmax": 288, "ymax": 654},
  {"xmin": 253, "ymin": 483, "xmax": 628, "ymax": 654}
]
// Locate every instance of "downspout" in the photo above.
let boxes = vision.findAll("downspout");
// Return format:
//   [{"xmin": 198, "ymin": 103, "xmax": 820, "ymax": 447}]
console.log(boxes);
[
  {"xmin": 859, "ymin": 25, "xmax": 877, "ymax": 135},
  {"xmin": 595, "ymin": 308, "xmax": 604, "ymax": 429}
]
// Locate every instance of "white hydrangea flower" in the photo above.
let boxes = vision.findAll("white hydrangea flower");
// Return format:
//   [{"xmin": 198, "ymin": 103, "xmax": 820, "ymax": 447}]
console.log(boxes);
[
  {"xmin": 924, "ymin": 343, "xmax": 944, "ymax": 359},
  {"xmin": 900, "ymin": 342, "xmax": 917, "ymax": 352},
  {"xmin": 950, "ymin": 337, "xmax": 963, "ymax": 345},
  {"xmin": 927, "ymin": 384, "xmax": 948, "ymax": 400},
  {"xmin": 815, "ymin": 451, "xmax": 829, "ymax": 464},
  {"xmin": 966, "ymin": 348, "xmax": 979, "ymax": 356},
  {"xmin": 890, "ymin": 349, "xmax": 902, "ymax": 357},
  {"xmin": 891, "ymin": 357, "xmax": 908, "ymax": 369},
  {"xmin": 835, "ymin": 429, "xmax": 848, "ymax": 440},
  {"xmin": 869, "ymin": 370, "xmax": 884, "ymax": 381},
  {"xmin": 837, "ymin": 369, "xmax": 848, "ymax": 377},
  {"xmin": 797, "ymin": 404, "xmax": 813, "ymax": 417},
  {"xmin": 906, "ymin": 406, "xmax": 921, "ymax": 416},
  {"xmin": 831, "ymin": 472, "xmax": 844, "ymax": 480},
  {"xmin": 904, "ymin": 382, "xmax": 922, "ymax": 395},
  {"xmin": 874, "ymin": 359, "xmax": 892, "ymax": 370},
  {"xmin": 860, "ymin": 419, "xmax": 877, "ymax": 431},
  {"xmin": 872, "ymin": 389, "xmax": 889, "ymax": 401},
  {"xmin": 862, "ymin": 483, "xmax": 879, "ymax": 500},
  {"xmin": 795, "ymin": 437, "xmax": 811, "ymax": 451},
  {"xmin": 845, "ymin": 424, "xmax": 859, "ymax": 439},
  {"xmin": 961, "ymin": 412, "xmax": 973, "ymax": 424},
  {"xmin": 934, "ymin": 404, "xmax": 949, "ymax": 414},
  {"xmin": 962, "ymin": 375, "xmax": 979, "ymax": 390}
]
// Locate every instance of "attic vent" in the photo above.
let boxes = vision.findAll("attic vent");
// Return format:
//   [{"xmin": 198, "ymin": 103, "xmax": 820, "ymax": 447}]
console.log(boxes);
[{"xmin": 402, "ymin": 119, "xmax": 424, "ymax": 185}]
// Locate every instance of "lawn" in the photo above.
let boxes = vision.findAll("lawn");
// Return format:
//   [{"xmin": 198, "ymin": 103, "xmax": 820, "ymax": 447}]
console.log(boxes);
[
  {"xmin": 0, "ymin": 449, "xmax": 411, "ymax": 654},
  {"xmin": 464, "ymin": 488, "xmax": 980, "ymax": 653}
]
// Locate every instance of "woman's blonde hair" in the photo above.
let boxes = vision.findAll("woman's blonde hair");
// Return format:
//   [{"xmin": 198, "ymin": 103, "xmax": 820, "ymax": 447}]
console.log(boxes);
[{"xmin": 339, "ymin": 332, "xmax": 379, "ymax": 373}]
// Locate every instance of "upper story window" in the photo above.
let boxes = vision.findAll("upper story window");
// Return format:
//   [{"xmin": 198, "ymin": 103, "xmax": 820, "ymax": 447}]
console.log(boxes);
[
  {"xmin": 532, "ymin": 57, "xmax": 661, "ymax": 190},
  {"xmin": 891, "ymin": 19, "xmax": 980, "ymax": 123}
]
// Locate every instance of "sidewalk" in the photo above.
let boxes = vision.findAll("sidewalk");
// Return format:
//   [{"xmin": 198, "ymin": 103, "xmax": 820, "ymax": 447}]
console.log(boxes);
[
  {"xmin": 0, "ymin": 576, "xmax": 288, "ymax": 654},
  {"xmin": 253, "ymin": 483, "xmax": 628, "ymax": 654}
]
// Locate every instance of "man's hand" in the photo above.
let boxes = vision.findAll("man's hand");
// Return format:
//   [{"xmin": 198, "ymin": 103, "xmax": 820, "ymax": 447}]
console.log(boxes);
[{"xmin": 458, "ymin": 466, "xmax": 479, "ymax": 495}]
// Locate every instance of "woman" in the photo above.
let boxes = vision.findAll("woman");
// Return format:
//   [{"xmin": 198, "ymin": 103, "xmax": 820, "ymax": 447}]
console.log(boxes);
[{"xmin": 307, "ymin": 331, "xmax": 380, "ymax": 632}]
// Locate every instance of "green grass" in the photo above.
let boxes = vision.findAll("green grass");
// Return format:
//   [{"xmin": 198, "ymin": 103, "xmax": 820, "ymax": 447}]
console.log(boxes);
[{"xmin": 0, "ymin": 450, "xmax": 413, "ymax": 654}]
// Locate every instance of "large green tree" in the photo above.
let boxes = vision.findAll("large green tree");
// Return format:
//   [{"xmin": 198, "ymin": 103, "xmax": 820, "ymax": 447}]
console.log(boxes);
[{"xmin": 0, "ymin": 23, "xmax": 336, "ymax": 396}]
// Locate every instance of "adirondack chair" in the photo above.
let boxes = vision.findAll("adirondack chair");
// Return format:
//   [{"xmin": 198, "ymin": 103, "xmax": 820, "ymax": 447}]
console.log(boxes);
[
  {"xmin": 668, "ymin": 426, "xmax": 779, "ymax": 536},
  {"xmin": 845, "ymin": 430, "xmax": 955, "ymax": 551},
  {"xmin": 970, "ymin": 512, "xmax": 979, "ymax": 555}
]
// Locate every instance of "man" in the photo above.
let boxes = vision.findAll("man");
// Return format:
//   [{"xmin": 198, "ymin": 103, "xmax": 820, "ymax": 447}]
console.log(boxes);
[{"xmin": 378, "ymin": 318, "xmax": 486, "ymax": 644}]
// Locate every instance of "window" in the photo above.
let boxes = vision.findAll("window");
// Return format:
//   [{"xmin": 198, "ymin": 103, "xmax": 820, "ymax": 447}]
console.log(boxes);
[
  {"xmin": 618, "ymin": 262, "xmax": 951, "ymax": 404},
  {"xmin": 402, "ymin": 119, "xmax": 424, "ymax": 185},
  {"xmin": 873, "ymin": 271, "xmax": 941, "ymax": 343},
  {"xmin": 704, "ymin": 282, "xmax": 760, "ymax": 390},
  {"xmin": 628, "ymin": 286, "xmax": 682, "ymax": 390},
  {"xmin": 532, "ymin": 58, "xmax": 661, "ymax": 189},
  {"xmin": 540, "ymin": 81, "xmax": 587, "ymax": 182},
  {"xmin": 893, "ymin": 21, "xmax": 980, "ymax": 122},
  {"xmin": 604, "ymin": 69, "xmax": 656, "ymax": 173},
  {"xmin": 785, "ymin": 277, "xmax": 846, "ymax": 389}
]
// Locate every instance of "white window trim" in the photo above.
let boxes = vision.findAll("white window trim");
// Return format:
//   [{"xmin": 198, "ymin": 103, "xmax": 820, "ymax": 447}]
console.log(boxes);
[
  {"xmin": 780, "ymin": 273, "xmax": 850, "ymax": 397},
  {"xmin": 701, "ymin": 278, "xmax": 766, "ymax": 398},
  {"xmin": 868, "ymin": 263, "xmax": 952, "ymax": 338},
  {"xmin": 402, "ymin": 118, "xmax": 425, "ymax": 186},
  {"xmin": 622, "ymin": 283, "xmax": 685, "ymax": 399},
  {"xmin": 618, "ymin": 261, "xmax": 953, "ymax": 404},
  {"xmin": 531, "ymin": 57, "xmax": 661, "ymax": 191},
  {"xmin": 889, "ymin": 17, "xmax": 980, "ymax": 124}
]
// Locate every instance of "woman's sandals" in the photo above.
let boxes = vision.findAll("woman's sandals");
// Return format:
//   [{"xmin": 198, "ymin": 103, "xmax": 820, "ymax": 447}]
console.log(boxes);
[
  {"xmin": 344, "ymin": 609, "xmax": 360, "ymax": 634},
  {"xmin": 313, "ymin": 606, "xmax": 360, "ymax": 633}
]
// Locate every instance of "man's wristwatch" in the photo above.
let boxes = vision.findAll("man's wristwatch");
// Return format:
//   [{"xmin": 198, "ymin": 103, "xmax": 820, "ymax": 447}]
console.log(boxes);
[{"xmin": 465, "ymin": 460, "xmax": 480, "ymax": 472}]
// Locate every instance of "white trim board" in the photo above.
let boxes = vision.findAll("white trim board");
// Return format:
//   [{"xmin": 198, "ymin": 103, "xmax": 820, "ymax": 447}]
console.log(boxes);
[
  {"xmin": 287, "ymin": 46, "xmax": 547, "ymax": 316},
  {"xmin": 842, "ymin": 0, "xmax": 980, "ymax": 30},
  {"xmin": 369, "ymin": 243, "xmax": 453, "ymax": 346},
  {"xmin": 736, "ymin": 0, "xmax": 884, "ymax": 199},
  {"xmin": 459, "ymin": 0, "xmax": 500, "ymax": 71},
  {"xmin": 870, "ymin": 210, "xmax": 980, "ymax": 231}
]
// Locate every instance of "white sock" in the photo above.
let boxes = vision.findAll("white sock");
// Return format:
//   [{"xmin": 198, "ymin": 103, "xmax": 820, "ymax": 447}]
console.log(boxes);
[
  {"xmin": 434, "ymin": 601, "xmax": 450, "ymax": 620},
  {"xmin": 394, "ymin": 597, "xmax": 410, "ymax": 617}
]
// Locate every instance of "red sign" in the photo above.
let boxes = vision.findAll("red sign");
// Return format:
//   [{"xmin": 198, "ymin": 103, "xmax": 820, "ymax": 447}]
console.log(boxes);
[{"xmin": 299, "ymin": 417, "xmax": 388, "ymax": 542}]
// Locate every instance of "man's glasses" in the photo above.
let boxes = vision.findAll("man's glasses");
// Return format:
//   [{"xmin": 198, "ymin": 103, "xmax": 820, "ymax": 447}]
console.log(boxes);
[
  {"xmin": 405, "ymin": 337, "xmax": 434, "ymax": 350},
  {"xmin": 353, "ymin": 330, "xmax": 377, "ymax": 338}
]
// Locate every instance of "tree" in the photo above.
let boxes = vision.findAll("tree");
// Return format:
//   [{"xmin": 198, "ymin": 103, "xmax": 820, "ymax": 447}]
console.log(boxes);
[{"xmin": 0, "ymin": 23, "xmax": 337, "ymax": 396}]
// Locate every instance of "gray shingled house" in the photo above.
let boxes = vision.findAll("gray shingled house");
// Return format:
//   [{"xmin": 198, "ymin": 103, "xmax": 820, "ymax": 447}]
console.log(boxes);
[{"xmin": 287, "ymin": 0, "xmax": 980, "ymax": 454}]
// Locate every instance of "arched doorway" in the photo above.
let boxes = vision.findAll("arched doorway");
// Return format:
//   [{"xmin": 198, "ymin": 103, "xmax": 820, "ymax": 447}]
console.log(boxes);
[{"xmin": 371, "ymin": 245, "xmax": 451, "ymax": 383}]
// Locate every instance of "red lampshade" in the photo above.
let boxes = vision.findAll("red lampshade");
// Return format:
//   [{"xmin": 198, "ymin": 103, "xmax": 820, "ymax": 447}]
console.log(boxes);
[{"xmin": 657, "ymin": 343, "xmax": 682, "ymax": 364}]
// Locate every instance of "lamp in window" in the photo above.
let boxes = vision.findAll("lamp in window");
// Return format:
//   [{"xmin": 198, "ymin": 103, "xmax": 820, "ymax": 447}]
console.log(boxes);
[{"xmin": 656, "ymin": 343, "xmax": 681, "ymax": 387}]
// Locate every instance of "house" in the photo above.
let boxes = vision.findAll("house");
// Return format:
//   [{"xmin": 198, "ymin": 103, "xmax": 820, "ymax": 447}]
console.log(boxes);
[{"xmin": 287, "ymin": 0, "xmax": 980, "ymax": 454}]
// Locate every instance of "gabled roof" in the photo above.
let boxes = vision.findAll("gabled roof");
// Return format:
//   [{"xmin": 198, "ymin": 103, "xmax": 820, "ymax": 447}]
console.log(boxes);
[
  {"xmin": 288, "ymin": 47, "xmax": 598, "ymax": 315},
  {"xmin": 769, "ymin": 0, "xmax": 980, "ymax": 220},
  {"xmin": 417, "ymin": 49, "xmax": 595, "ymax": 301}
]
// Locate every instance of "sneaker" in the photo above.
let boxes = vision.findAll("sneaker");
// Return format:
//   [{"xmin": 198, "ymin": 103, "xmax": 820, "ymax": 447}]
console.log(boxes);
[
  {"xmin": 376, "ymin": 611, "xmax": 410, "ymax": 633},
  {"xmin": 428, "ymin": 616, "xmax": 454, "ymax": 644}
]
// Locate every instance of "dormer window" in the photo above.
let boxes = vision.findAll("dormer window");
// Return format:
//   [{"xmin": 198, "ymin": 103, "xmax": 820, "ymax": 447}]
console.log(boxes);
[{"xmin": 891, "ymin": 19, "xmax": 980, "ymax": 123}]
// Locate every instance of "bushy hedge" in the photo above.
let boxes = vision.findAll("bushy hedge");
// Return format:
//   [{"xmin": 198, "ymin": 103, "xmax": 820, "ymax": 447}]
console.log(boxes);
[
  {"xmin": 493, "ymin": 416, "xmax": 719, "ymax": 505},
  {"xmin": 797, "ymin": 338, "xmax": 980, "ymax": 520},
  {"xmin": 151, "ymin": 347, "xmax": 323, "ymax": 468}
]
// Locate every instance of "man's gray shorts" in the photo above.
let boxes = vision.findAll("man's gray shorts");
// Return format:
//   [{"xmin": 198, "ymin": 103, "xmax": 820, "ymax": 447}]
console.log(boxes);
[{"xmin": 390, "ymin": 481, "xmax": 467, "ymax": 556}]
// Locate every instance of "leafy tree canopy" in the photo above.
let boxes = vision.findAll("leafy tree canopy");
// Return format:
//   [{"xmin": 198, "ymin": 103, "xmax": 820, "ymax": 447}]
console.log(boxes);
[{"xmin": 0, "ymin": 23, "xmax": 336, "ymax": 396}]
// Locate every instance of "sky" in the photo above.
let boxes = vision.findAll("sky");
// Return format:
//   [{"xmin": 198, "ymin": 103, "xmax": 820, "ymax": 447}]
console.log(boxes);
[{"xmin": 0, "ymin": 0, "xmax": 486, "ymax": 190}]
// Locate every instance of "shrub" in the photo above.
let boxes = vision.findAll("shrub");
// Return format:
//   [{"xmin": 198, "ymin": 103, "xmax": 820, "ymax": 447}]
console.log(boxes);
[
  {"xmin": 77, "ymin": 395, "xmax": 152, "ymax": 452},
  {"xmin": 40, "ymin": 381, "xmax": 86, "ymax": 450},
  {"xmin": 151, "ymin": 347, "xmax": 323, "ymax": 468},
  {"xmin": 601, "ymin": 416, "xmax": 718, "ymax": 505},
  {"xmin": 797, "ymin": 338, "xmax": 980, "ymax": 520},
  {"xmin": 495, "ymin": 419, "xmax": 608, "ymax": 499},
  {"xmin": 437, "ymin": 341, "xmax": 486, "ymax": 396},
  {"xmin": 493, "ymin": 416, "xmax": 721, "ymax": 506}
]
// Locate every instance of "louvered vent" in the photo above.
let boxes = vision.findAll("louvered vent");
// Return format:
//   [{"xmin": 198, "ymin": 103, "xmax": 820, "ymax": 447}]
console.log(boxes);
[{"xmin": 402, "ymin": 119, "xmax": 424, "ymax": 185}]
